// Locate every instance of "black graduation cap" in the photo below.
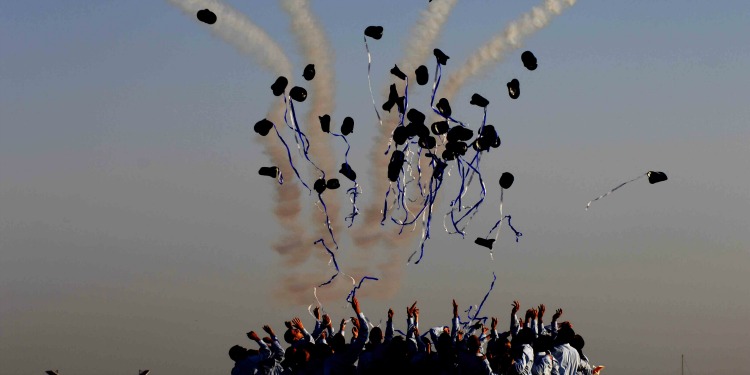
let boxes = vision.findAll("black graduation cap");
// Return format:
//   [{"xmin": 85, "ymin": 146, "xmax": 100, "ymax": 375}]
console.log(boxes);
[
  {"xmin": 441, "ymin": 149, "xmax": 456, "ymax": 161},
  {"xmin": 290, "ymin": 86, "xmax": 307, "ymax": 102},
  {"xmin": 446, "ymin": 126, "xmax": 474, "ymax": 143},
  {"xmin": 390, "ymin": 65, "xmax": 407, "ymax": 81},
  {"xmin": 407, "ymin": 109, "xmax": 426, "ymax": 125},
  {"xmin": 647, "ymin": 171, "xmax": 668, "ymax": 184},
  {"xmin": 339, "ymin": 163, "xmax": 357, "ymax": 182},
  {"xmin": 412, "ymin": 123, "xmax": 430, "ymax": 139},
  {"xmin": 432, "ymin": 158, "xmax": 448, "ymax": 181},
  {"xmin": 303, "ymin": 64, "xmax": 316, "ymax": 81},
  {"xmin": 258, "ymin": 166, "xmax": 279, "ymax": 179},
  {"xmin": 314, "ymin": 178, "xmax": 327, "ymax": 194},
  {"xmin": 499, "ymin": 172, "xmax": 514, "ymax": 189},
  {"xmin": 392, "ymin": 126, "xmax": 409, "ymax": 145},
  {"xmin": 445, "ymin": 141, "xmax": 468, "ymax": 156},
  {"xmin": 319, "ymin": 114, "xmax": 331, "ymax": 133},
  {"xmin": 387, "ymin": 150, "xmax": 405, "ymax": 182},
  {"xmin": 473, "ymin": 125, "xmax": 498, "ymax": 151},
  {"xmin": 433, "ymin": 48, "xmax": 450, "ymax": 65},
  {"xmin": 474, "ymin": 237, "xmax": 495, "ymax": 249},
  {"xmin": 415, "ymin": 65, "xmax": 429, "ymax": 85},
  {"xmin": 395, "ymin": 96, "xmax": 406, "ymax": 114},
  {"xmin": 271, "ymin": 76, "xmax": 288, "ymax": 96},
  {"xmin": 383, "ymin": 84, "xmax": 400, "ymax": 112},
  {"xmin": 470, "ymin": 93, "xmax": 490, "ymax": 108},
  {"xmin": 436, "ymin": 98, "xmax": 452, "ymax": 118},
  {"xmin": 418, "ymin": 135, "xmax": 437, "ymax": 149},
  {"xmin": 254, "ymin": 119, "xmax": 273, "ymax": 136},
  {"xmin": 521, "ymin": 51, "xmax": 538, "ymax": 71},
  {"xmin": 341, "ymin": 117, "xmax": 354, "ymax": 135},
  {"xmin": 431, "ymin": 121, "xmax": 450, "ymax": 135},
  {"xmin": 196, "ymin": 9, "xmax": 217, "ymax": 25},
  {"xmin": 507, "ymin": 79, "xmax": 520, "ymax": 99},
  {"xmin": 326, "ymin": 178, "xmax": 340, "ymax": 190},
  {"xmin": 364, "ymin": 26, "xmax": 384, "ymax": 40}
]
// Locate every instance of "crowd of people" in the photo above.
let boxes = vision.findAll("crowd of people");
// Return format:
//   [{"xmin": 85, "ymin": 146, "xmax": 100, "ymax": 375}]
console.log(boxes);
[{"xmin": 229, "ymin": 297, "xmax": 603, "ymax": 375}]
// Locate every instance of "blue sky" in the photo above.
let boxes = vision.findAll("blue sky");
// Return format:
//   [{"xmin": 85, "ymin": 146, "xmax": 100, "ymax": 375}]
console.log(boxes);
[{"xmin": 1, "ymin": 1, "xmax": 749, "ymax": 374}]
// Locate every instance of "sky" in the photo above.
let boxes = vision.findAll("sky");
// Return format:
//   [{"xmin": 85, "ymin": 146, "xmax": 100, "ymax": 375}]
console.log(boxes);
[{"xmin": 1, "ymin": 0, "xmax": 749, "ymax": 374}]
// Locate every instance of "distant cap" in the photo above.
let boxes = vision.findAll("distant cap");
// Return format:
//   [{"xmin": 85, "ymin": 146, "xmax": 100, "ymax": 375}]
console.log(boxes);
[
  {"xmin": 364, "ymin": 26, "xmax": 384, "ymax": 40},
  {"xmin": 470, "ymin": 93, "xmax": 490, "ymax": 108},
  {"xmin": 196, "ymin": 9, "xmax": 217, "ymax": 25},
  {"xmin": 326, "ymin": 178, "xmax": 340, "ymax": 190},
  {"xmin": 314, "ymin": 178, "xmax": 327, "ymax": 194},
  {"xmin": 407, "ymin": 108, "xmax": 426, "ymax": 125},
  {"xmin": 431, "ymin": 121, "xmax": 450, "ymax": 135},
  {"xmin": 271, "ymin": 76, "xmax": 288, "ymax": 96},
  {"xmin": 303, "ymin": 64, "xmax": 316, "ymax": 81},
  {"xmin": 258, "ymin": 166, "xmax": 280, "ymax": 179},
  {"xmin": 474, "ymin": 237, "xmax": 495, "ymax": 249},
  {"xmin": 433, "ymin": 48, "xmax": 450, "ymax": 65},
  {"xmin": 521, "ymin": 51, "xmax": 538, "ymax": 71},
  {"xmin": 289, "ymin": 86, "xmax": 308, "ymax": 102},
  {"xmin": 418, "ymin": 135, "xmax": 437, "ymax": 149},
  {"xmin": 387, "ymin": 150, "xmax": 405, "ymax": 182},
  {"xmin": 339, "ymin": 163, "xmax": 357, "ymax": 182},
  {"xmin": 341, "ymin": 117, "xmax": 354, "ymax": 136},
  {"xmin": 446, "ymin": 126, "xmax": 474, "ymax": 143},
  {"xmin": 436, "ymin": 98, "xmax": 452, "ymax": 118},
  {"xmin": 254, "ymin": 119, "xmax": 274, "ymax": 136},
  {"xmin": 499, "ymin": 172, "xmax": 514, "ymax": 189},
  {"xmin": 647, "ymin": 171, "xmax": 668, "ymax": 184},
  {"xmin": 415, "ymin": 65, "xmax": 429, "ymax": 85},
  {"xmin": 392, "ymin": 126, "xmax": 409, "ymax": 145},
  {"xmin": 319, "ymin": 114, "xmax": 331, "ymax": 133},
  {"xmin": 507, "ymin": 79, "xmax": 520, "ymax": 99},
  {"xmin": 390, "ymin": 65, "xmax": 407, "ymax": 81}
]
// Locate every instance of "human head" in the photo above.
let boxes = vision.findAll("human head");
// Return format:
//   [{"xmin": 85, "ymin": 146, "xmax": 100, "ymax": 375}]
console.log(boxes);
[
  {"xmin": 467, "ymin": 334, "xmax": 482, "ymax": 353},
  {"xmin": 228, "ymin": 345, "xmax": 247, "ymax": 362},
  {"xmin": 369, "ymin": 326, "xmax": 383, "ymax": 344}
]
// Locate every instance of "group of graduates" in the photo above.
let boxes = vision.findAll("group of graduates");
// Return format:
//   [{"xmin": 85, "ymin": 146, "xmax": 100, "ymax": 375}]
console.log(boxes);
[{"xmin": 229, "ymin": 297, "xmax": 603, "ymax": 375}]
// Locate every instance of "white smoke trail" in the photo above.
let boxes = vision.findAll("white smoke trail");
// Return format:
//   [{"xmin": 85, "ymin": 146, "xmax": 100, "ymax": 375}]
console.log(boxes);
[
  {"xmin": 168, "ymin": 1, "xmax": 317, "ymax": 281},
  {"xmin": 441, "ymin": 0, "xmax": 577, "ymax": 102},
  {"xmin": 280, "ymin": 0, "xmax": 342, "ymax": 248},
  {"xmin": 354, "ymin": 0, "xmax": 458, "ymax": 249},
  {"xmin": 167, "ymin": 0, "xmax": 293, "ymax": 77}
]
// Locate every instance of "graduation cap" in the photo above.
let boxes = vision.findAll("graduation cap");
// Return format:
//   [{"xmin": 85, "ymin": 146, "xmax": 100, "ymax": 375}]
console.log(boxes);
[
  {"xmin": 395, "ymin": 96, "xmax": 406, "ymax": 114},
  {"xmin": 445, "ymin": 141, "xmax": 468, "ymax": 156},
  {"xmin": 289, "ymin": 86, "xmax": 308, "ymax": 102},
  {"xmin": 341, "ymin": 117, "xmax": 354, "ymax": 135},
  {"xmin": 432, "ymin": 158, "xmax": 448, "ymax": 181},
  {"xmin": 441, "ymin": 148, "xmax": 456, "ymax": 161},
  {"xmin": 407, "ymin": 108, "xmax": 426, "ymax": 125},
  {"xmin": 647, "ymin": 171, "xmax": 668, "ymax": 184},
  {"xmin": 470, "ymin": 93, "xmax": 489, "ymax": 108},
  {"xmin": 314, "ymin": 178, "xmax": 327, "ymax": 194},
  {"xmin": 415, "ymin": 65, "xmax": 429, "ymax": 85},
  {"xmin": 474, "ymin": 237, "xmax": 495, "ymax": 249},
  {"xmin": 382, "ymin": 84, "xmax": 399, "ymax": 112},
  {"xmin": 254, "ymin": 119, "xmax": 273, "ymax": 136},
  {"xmin": 339, "ymin": 163, "xmax": 357, "ymax": 182},
  {"xmin": 392, "ymin": 126, "xmax": 409, "ymax": 145},
  {"xmin": 507, "ymin": 79, "xmax": 520, "ymax": 99},
  {"xmin": 436, "ymin": 98, "xmax": 452, "ymax": 118},
  {"xmin": 499, "ymin": 172, "xmax": 514, "ymax": 189},
  {"xmin": 258, "ymin": 166, "xmax": 280, "ymax": 179},
  {"xmin": 431, "ymin": 121, "xmax": 450, "ymax": 135},
  {"xmin": 196, "ymin": 9, "xmax": 217, "ymax": 25},
  {"xmin": 387, "ymin": 150, "xmax": 405, "ymax": 182},
  {"xmin": 418, "ymin": 135, "xmax": 437, "ymax": 149},
  {"xmin": 326, "ymin": 178, "xmax": 340, "ymax": 190},
  {"xmin": 521, "ymin": 51, "xmax": 537, "ymax": 71},
  {"xmin": 319, "ymin": 114, "xmax": 331, "ymax": 133},
  {"xmin": 364, "ymin": 26, "xmax": 383, "ymax": 40},
  {"xmin": 303, "ymin": 64, "xmax": 316, "ymax": 81},
  {"xmin": 473, "ymin": 125, "xmax": 498, "ymax": 151},
  {"xmin": 446, "ymin": 126, "xmax": 474, "ymax": 142},
  {"xmin": 390, "ymin": 65, "xmax": 407, "ymax": 81},
  {"xmin": 433, "ymin": 48, "xmax": 450, "ymax": 65},
  {"xmin": 271, "ymin": 76, "xmax": 288, "ymax": 96}
]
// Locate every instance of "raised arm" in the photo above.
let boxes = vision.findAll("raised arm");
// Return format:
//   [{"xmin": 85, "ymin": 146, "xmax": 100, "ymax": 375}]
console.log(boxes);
[
  {"xmin": 291, "ymin": 317, "xmax": 312, "ymax": 343},
  {"xmin": 262, "ymin": 325, "xmax": 284, "ymax": 361},
  {"xmin": 510, "ymin": 300, "xmax": 521, "ymax": 337},
  {"xmin": 385, "ymin": 308, "xmax": 394, "ymax": 343},
  {"xmin": 246, "ymin": 331, "xmax": 272, "ymax": 361},
  {"xmin": 451, "ymin": 299, "xmax": 459, "ymax": 343},
  {"xmin": 345, "ymin": 297, "xmax": 369, "ymax": 364}
]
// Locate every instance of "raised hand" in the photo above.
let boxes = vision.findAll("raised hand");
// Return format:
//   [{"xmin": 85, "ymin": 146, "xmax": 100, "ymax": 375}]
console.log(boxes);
[
  {"xmin": 247, "ymin": 331, "xmax": 260, "ymax": 342},
  {"xmin": 351, "ymin": 325, "xmax": 359, "ymax": 339},
  {"xmin": 553, "ymin": 308, "xmax": 563, "ymax": 321},
  {"xmin": 351, "ymin": 296, "xmax": 361, "ymax": 315},
  {"xmin": 313, "ymin": 306, "xmax": 321, "ymax": 320},
  {"xmin": 322, "ymin": 314, "xmax": 332, "ymax": 328},
  {"xmin": 512, "ymin": 300, "xmax": 520, "ymax": 315},
  {"xmin": 491, "ymin": 317, "xmax": 498, "ymax": 330},
  {"xmin": 285, "ymin": 321, "xmax": 292, "ymax": 329},
  {"xmin": 339, "ymin": 318, "xmax": 347, "ymax": 331},
  {"xmin": 351, "ymin": 316, "xmax": 360, "ymax": 330},
  {"xmin": 291, "ymin": 317, "xmax": 304, "ymax": 331},
  {"xmin": 262, "ymin": 325, "xmax": 275, "ymax": 337},
  {"xmin": 532, "ymin": 308, "xmax": 538, "ymax": 319},
  {"xmin": 388, "ymin": 308, "xmax": 394, "ymax": 320},
  {"xmin": 453, "ymin": 299, "xmax": 459, "ymax": 318},
  {"xmin": 538, "ymin": 304, "xmax": 546, "ymax": 320}
]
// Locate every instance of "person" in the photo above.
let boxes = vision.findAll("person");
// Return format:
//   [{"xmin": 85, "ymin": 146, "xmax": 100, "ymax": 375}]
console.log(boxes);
[
  {"xmin": 531, "ymin": 334, "xmax": 559, "ymax": 375},
  {"xmin": 457, "ymin": 334, "xmax": 495, "ymax": 374},
  {"xmin": 323, "ymin": 296, "xmax": 368, "ymax": 375},
  {"xmin": 229, "ymin": 331, "xmax": 272, "ymax": 375},
  {"xmin": 357, "ymin": 308, "xmax": 392, "ymax": 374},
  {"xmin": 550, "ymin": 327, "xmax": 581, "ymax": 375}
]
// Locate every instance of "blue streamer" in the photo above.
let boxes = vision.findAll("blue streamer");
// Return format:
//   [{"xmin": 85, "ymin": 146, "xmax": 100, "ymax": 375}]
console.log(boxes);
[
  {"xmin": 429, "ymin": 61, "xmax": 466, "ymax": 127},
  {"xmin": 317, "ymin": 193, "xmax": 338, "ymax": 249},
  {"xmin": 364, "ymin": 35, "xmax": 383, "ymax": 128},
  {"xmin": 469, "ymin": 272, "xmax": 497, "ymax": 324},
  {"xmin": 289, "ymin": 100, "xmax": 324, "ymax": 177},
  {"xmin": 314, "ymin": 238, "xmax": 340, "ymax": 287},
  {"xmin": 485, "ymin": 215, "xmax": 523, "ymax": 243},
  {"xmin": 346, "ymin": 276, "xmax": 380, "ymax": 302},
  {"xmin": 270, "ymin": 121, "xmax": 311, "ymax": 194},
  {"xmin": 332, "ymin": 132, "xmax": 360, "ymax": 227}
]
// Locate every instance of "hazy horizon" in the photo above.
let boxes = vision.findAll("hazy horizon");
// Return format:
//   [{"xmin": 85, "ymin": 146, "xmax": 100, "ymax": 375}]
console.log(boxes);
[{"xmin": 2, "ymin": 1, "xmax": 749, "ymax": 374}]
